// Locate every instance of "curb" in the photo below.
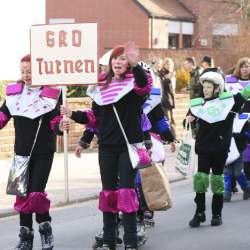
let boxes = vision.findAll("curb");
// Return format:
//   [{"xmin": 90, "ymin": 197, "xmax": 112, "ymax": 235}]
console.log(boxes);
[{"xmin": 0, "ymin": 176, "xmax": 185, "ymax": 219}]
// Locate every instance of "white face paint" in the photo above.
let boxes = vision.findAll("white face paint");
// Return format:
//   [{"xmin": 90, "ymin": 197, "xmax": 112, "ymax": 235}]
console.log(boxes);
[
  {"xmin": 203, "ymin": 81, "xmax": 219, "ymax": 99},
  {"xmin": 111, "ymin": 53, "xmax": 129, "ymax": 79},
  {"xmin": 20, "ymin": 62, "xmax": 32, "ymax": 86}
]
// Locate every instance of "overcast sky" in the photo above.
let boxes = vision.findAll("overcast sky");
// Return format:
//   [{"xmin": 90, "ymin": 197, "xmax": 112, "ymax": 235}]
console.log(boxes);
[{"xmin": 0, "ymin": 0, "xmax": 45, "ymax": 80}]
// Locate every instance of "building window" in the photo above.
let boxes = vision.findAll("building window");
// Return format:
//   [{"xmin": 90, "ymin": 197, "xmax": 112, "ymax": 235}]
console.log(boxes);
[
  {"xmin": 212, "ymin": 35, "xmax": 229, "ymax": 48},
  {"xmin": 212, "ymin": 23, "xmax": 238, "ymax": 48},
  {"xmin": 183, "ymin": 35, "xmax": 192, "ymax": 48},
  {"xmin": 49, "ymin": 18, "xmax": 75, "ymax": 24},
  {"xmin": 168, "ymin": 33, "xmax": 179, "ymax": 49}
]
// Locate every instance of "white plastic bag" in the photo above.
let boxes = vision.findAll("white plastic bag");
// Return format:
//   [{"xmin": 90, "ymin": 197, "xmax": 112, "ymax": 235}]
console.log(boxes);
[
  {"xmin": 225, "ymin": 137, "xmax": 240, "ymax": 166},
  {"xmin": 150, "ymin": 133, "xmax": 166, "ymax": 163},
  {"xmin": 175, "ymin": 124, "xmax": 197, "ymax": 176}
]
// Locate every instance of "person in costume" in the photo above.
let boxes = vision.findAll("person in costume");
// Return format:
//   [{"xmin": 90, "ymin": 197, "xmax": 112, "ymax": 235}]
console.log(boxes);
[
  {"xmin": 61, "ymin": 42, "xmax": 152, "ymax": 250},
  {"xmin": 186, "ymin": 71, "xmax": 250, "ymax": 228},
  {"xmin": 0, "ymin": 54, "xmax": 69, "ymax": 250},
  {"xmin": 223, "ymin": 113, "xmax": 250, "ymax": 201},
  {"xmin": 225, "ymin": 57, "xmax": 250, "ymax": 189},
  {"xmin": 75, "ymin": 87, "xmax": 175, "ymax": 247},
  {"xmin": 136, "ymin": 87, "xmax": 176, "ymax": 229}
]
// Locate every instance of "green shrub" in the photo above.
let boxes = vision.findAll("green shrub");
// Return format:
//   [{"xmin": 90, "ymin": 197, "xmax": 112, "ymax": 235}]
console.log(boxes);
[
  {"xmin": 66, "ymin": 86, "xmax": 88, "ymax": 97},
  {"xmin": 0, "ymin": 80, "xmax": 12, "ymax": 103},
  {"xmin": 175, "ymin": 69, "xmax": 190, "ymax": 92}
]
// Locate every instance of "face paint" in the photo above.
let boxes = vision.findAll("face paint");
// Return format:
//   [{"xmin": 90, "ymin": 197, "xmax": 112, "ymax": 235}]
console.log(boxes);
[
  {"xmin": 111, "ymin": 53, "xmax": 129, "ymax": 79},
  {"xmin": 203, "ymin": 81, "xmax": 219, "ymax": 99},
  {"xmin": 20, "ymin": 62, "xmax": 32, "ymax": 86}
]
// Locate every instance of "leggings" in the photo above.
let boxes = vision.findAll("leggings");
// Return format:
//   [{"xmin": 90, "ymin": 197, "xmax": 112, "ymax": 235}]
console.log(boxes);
[
  {"xmin": 20, "ymin": 154, "xmax": 54, "ymax": 229},
  {"xmin": 99, "ymin": 149, "xmax": 137, "ymax": 247},
  {"xmin": 195, "ymin": 153, "xmax": 227, "ymax": 216}
]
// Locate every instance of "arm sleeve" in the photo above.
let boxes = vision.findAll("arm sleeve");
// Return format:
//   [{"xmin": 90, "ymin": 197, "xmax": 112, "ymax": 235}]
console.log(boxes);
[
  {"xmin": 232, "ymin": 93, "xmax": 247, "ymax": 112},
  {"xmin": 183, "ymin": 109, "xmax": 197, "ymax": 129},
  {"xmin": 48, "ymin": 97, "xmax": 63, "ymax": 135},
  {"xmin": 149, "ymin": 105, "xmax": 175, "ymax": 142},
  {"xmin": 133, "ymin": 65, "xmax": 152, "ymax": 96},
  {"xmin": 71, "ymin": 102, "xmax": 99, "ymax": 127},
  {"xmin": 0, "ymin": 101, "xmax": 11, "ymax": 129},
  {"xmin": 78, "ymin": 128, "xmax": 95, "ymax": 149}
]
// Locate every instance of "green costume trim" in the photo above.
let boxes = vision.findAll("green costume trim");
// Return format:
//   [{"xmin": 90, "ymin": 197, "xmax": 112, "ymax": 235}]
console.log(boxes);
[
  {"xmin": 240, "ymin": 83, "xmax": 250, "ymax": 100},
  {"xmin": 210, "ymin": 174, "xmax": 224, "ymax": 194},
  {"xmin": 189, "ymin": 97, "xmax": 204, "ymax": 107},
  {"xmin": 219, "ymin": 92, "xmax": 233, "ymax": 100},
  {"xmin": 193, "ymin": 172, "xmax": 209, "ymax": 193}
]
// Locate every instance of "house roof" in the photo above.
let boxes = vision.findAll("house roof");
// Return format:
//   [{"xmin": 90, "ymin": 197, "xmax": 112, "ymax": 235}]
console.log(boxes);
[{"xmin": 134, "ymin": 0, "xmax": 195, "ymax": 22}]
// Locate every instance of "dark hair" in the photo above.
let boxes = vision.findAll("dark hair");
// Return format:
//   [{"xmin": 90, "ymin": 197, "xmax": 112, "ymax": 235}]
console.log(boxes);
[
  {"xmin": 202, "ymin": 56, "xmax": 213, "ymax": 67},
  {"xmin": 20, "ymin": 54, "xmax": 31, "ymax": 63},
  {"xmin": 185, "ymin": 57, "xmax": 196, "ymax": 66}
]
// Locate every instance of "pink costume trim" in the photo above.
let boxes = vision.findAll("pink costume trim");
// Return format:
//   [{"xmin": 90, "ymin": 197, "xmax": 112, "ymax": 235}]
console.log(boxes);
[
  {"xmin": 99, "ymin": 190, "xmax": 118, "ymax": 213},
  {"xmin": 125, "ymin": 73, "xmax": 134, "ymax": 79},
  {"xmin": 86, "ymin": 110, "xmax": 97, "ymax": 128},
  {"xmin": 40, "ymin": 87, "xmax": 60, "ymax": 100},
  {"xmin": 137, "ymin": 148, "xmax": 151, "ymax": 165},
  {"xmin": 50, "ymin": 115, "xmax": 62, "ymax": 132},
  {"xmin": 150, "ymin": 132, "xmax": 161, "ymax": 141},
  {"xmin": 14, "ymin": 192, "xmax": 50, "ymax": 214},
  {"xmin": 133, "ymin": 73, "xmax": 152, "ymax": 96},
  {"xmin": 117, "ymin": 188, "xmax": 139, "ymax": 213},
  {"xmin": 6, "ymin": 82, "xmax": 23, "ymax": 95},
  {"xmin": 99, "ymin": 72, "xmax": 107, "ymax": 81},
  {"xmin": 0, "ymin": 111, "xmax": 10, "ymax": 129}
]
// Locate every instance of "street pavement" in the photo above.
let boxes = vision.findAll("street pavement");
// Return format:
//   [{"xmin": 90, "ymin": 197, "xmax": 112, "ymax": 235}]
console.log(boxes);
[
  {"xmin": 1, "ymin": 179, "xmax": 250, "ymax": 250},
  {"xmin": 0, "ymin": 145, "xmax": 184, "ymax": 217}
]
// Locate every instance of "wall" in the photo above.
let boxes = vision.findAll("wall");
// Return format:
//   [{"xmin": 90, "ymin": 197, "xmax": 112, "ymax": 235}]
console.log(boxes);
[{"xmin": 46, "ymin": 0, "xmax": 149, "ymax": 55}]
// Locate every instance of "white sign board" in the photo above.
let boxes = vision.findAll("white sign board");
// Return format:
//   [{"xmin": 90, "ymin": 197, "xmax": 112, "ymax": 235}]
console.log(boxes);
[{"xmin": 31, "ymin": 23, "xmax": 98, "ymax": 86}]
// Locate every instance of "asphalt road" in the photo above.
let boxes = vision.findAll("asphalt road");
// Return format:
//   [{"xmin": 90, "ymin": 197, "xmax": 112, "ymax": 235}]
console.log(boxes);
[{"xmin": 1, "ymin": 179, "xmax": 250, "ymax": 250}]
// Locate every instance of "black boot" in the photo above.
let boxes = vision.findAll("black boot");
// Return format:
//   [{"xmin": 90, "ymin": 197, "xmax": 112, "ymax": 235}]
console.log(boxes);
[
  {"xmin": 211, "ymin": 194, "xmax": 223, "ymax": 226},
  {"xmin": 137, "ymin": 221, "xmax": 147, "ymax": 247},
  {"xmin": 189, "ymin": 212, "xmax": 206, "ymax": 228},
  {"xmin": 243, "ymin": 190, "xmax": 250, "ymax": 200},
  {"xmin": 211, "ymin": 215, "xmax": 222, "ymax": 226},
  {"xmin": 144, "ymin": 210, "xmax": 155, "ymax": 227},
  {"xmin": 39, "ymin": 221, "xmax": 54, "ymax": 250},
  {"xmin": 15, "ymin": 226, "xmax": 34, "ymax": 250},
  {"xmin": 125, "ymin": 246, "xmax": 138, "ymax": 250},
  {"xmin": 100, "ymin": 244, "xmax": 116, "ymax": 250}
]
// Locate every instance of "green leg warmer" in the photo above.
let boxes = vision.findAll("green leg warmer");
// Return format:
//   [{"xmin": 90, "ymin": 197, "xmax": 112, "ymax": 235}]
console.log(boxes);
[
  {"xmin": 210, "ymin": 174, "xmax": 224, "ymax": 195},
  {"xmin": 193, "ymin": 172, "xmax": 209, "ymax": 193}
]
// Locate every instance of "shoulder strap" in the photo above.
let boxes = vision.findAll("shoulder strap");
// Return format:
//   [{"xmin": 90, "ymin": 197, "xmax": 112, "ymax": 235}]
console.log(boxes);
[
  {"xmin": 112, "ymin": 105, "xmax": 129, "ymax": 145},
  {"xmin": 29, "ymin": 118, "xmax": 43, "ymax": 156}
]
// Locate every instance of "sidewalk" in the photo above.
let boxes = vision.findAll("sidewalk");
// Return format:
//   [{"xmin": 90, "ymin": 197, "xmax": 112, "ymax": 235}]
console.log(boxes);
[{"xmin": 0, "ymin": 146, "xmax": 184, "ymax": 218}]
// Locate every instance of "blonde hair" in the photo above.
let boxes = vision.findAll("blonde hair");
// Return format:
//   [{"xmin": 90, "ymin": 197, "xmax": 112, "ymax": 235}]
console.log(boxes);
[
  {"xmin": 162, "ymin": 57, "xmax": 174, "ymax": 72},
  {"xmin": 233, "ymin": 57, "xmax": 250, "ymax": 78}
]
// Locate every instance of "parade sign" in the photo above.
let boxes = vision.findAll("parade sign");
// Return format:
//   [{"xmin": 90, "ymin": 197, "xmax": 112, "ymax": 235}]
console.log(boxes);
[{"xmin": 31, "ymin": 23, "xmax": 98, "ymax": 86}]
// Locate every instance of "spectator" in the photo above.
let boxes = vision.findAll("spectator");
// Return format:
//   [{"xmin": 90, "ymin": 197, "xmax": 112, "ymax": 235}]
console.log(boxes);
[
  {"xmin": 183, "ymin": 57, "xmax": 202, "ymax": 99},
  {"xmin": 158, "ymin": 57, "xmax": 176, "ymax": 137}
]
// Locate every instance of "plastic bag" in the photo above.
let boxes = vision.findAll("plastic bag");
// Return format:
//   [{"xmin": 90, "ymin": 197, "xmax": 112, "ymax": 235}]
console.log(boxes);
[{"xmin": 175, "ymin": 124, "xmax": 197, "ymax": 176}]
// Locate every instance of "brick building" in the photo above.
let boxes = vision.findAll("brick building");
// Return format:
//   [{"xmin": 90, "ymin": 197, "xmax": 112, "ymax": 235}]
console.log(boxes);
[
  {"xmin": 180, "ymin": 0, "xmax": 243, "ymax": 49},
  {"xmin": 46, "ymin": 0, "xmax": 195, "ymax": 54},
  {"xmin": 46, "ymin": 0, "xmax": 244, "ymax": 53}
]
